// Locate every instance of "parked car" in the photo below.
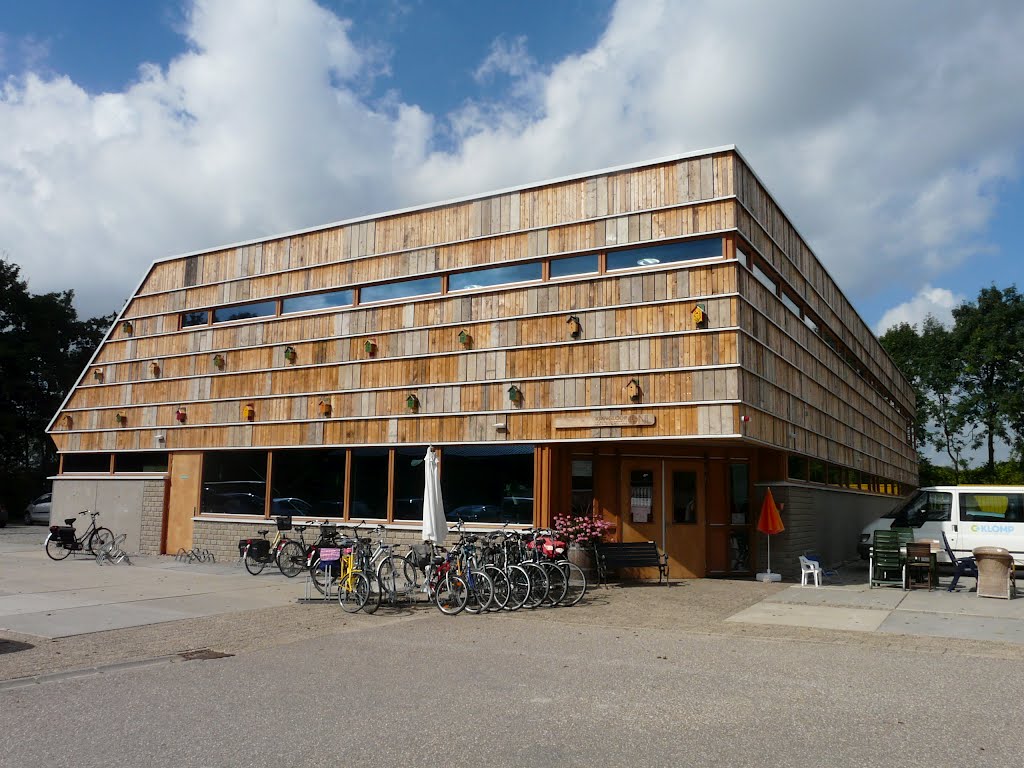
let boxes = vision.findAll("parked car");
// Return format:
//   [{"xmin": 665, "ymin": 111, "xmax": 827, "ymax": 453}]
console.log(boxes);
[
  {"xmin": 24, "ymin": 493, "xmax": 52, "ymax": 525},
  {"xmin": 448, "ymin": 504, "xmax": 501, "ymax": 522}
]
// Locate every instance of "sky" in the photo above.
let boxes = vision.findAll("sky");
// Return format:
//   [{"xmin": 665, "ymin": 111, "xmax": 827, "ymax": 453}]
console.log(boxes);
[{"xmin": 1, "ymin": 0, "xmax": 1022, "ymax": 336}]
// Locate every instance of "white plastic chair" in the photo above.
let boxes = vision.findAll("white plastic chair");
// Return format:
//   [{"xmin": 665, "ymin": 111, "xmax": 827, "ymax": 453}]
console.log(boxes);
[{"xmin": 799, "ymin": 555, "xmax": 821, "ymax": 587}]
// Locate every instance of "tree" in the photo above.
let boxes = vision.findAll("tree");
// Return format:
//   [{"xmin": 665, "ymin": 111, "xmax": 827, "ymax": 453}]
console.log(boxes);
[
  {"xmin": 880, "ymin": 316, "xmax": 968, "ymax": 482},
  {"xmin": 953, "ymin": 286, "xmax": 1024, "ymax": 479},
  {"xmin": 0, "ymin": 256, "xmax": 113, "ymax": 511}
]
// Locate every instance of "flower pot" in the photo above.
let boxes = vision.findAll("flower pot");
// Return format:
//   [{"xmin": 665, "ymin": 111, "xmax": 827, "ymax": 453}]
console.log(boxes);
[{"xmin": 568, "ymin": 543, "xmax": 597, "ymax": 583}]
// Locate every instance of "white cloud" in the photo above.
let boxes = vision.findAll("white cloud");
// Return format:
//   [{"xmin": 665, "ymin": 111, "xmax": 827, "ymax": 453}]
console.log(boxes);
[
  {"xmin": 875, "ymin": 285, "xmax": 963, "ymax": 334},
  {"xmin": 1, "ymin": 0, "xmax": 1023, "ymax": 320}
]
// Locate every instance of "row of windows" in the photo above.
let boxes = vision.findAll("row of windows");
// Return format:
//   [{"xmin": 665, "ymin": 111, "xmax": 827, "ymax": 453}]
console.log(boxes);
[
  {"xmin": 886, "ymin": 491, "xmax": 1024, "ymax": 525},
  {"xmin": 787, "ymin": 454, "xmax": 905, "ymax": 496},
  {"xmin": 62, "ymin": 447, "xmax": 536, "ymax": 526},
  {"xmin": 178, "ymin": 238, "xmax": 723, "ymax": 329},
  {"xmin": 738, "ymin": 243, "xmax": 911, "ymax": 441}
]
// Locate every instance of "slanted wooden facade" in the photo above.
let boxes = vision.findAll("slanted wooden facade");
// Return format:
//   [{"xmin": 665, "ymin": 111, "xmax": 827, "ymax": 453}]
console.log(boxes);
[{"xmin": 47, "ymin": 146, "xmax": 917, "ymax": 578}]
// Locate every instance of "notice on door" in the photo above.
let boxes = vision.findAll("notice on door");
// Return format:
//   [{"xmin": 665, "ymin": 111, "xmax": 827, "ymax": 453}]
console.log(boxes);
[{"xmin": 630, "ymin": 485, "xmax": 653, "ymax": 523}]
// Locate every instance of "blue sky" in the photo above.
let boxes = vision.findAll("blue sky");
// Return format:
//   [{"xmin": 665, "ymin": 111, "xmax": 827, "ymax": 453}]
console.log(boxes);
[{"xmin": 1, "ymin": 0, "xmax": 1022, "ymax": 333}]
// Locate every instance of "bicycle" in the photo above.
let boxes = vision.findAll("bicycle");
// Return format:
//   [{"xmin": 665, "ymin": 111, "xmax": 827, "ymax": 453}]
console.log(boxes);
[
  {"xmin": 532, "ymin": 528, "xmax": 588, "ymax": 607},
  {"xmin": 241, "ymin": 516, "xmax": 300, "ymax": 576},
  {"xmin": 448, "ymin": 524, "xmax": 495, "ymax": 613},
  {"xmin": 335, "ymin": 529, "xmax": 372, "ymax": 613},
  {"xmin": 45, "ymin": 511, "xmax": 115, "ymax": 561},
  {"xmin": 276, "ymin": 521, "xmax": 312, "ymax": 578}
]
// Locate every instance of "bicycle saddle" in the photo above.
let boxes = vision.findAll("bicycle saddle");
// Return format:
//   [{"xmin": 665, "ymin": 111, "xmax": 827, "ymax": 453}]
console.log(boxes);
[
  {"xmin": 64, "ymin": 518, "xmax": 76, "ymax": 526},
  {"xmin": 257, "ymin": 529, "xmax": 269, "ymax": 536}
]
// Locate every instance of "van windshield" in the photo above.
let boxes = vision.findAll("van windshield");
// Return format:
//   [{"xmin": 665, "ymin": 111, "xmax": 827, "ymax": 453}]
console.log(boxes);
[{"xmin": 886, "ymin": 490, "xmax": 953, "ymax": 527}]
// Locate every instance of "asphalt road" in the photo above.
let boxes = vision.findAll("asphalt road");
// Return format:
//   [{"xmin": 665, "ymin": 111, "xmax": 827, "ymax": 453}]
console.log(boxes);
[{"xmin": 2, "ymin": 607, "xmax": 1022, "ymax": 768}]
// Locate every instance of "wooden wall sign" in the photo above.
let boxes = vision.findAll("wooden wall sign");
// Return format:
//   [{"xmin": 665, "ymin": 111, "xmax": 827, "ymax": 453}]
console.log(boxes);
[{"xmin": 554, "ymin": 414, "xmax": 656, "ymax": 429}]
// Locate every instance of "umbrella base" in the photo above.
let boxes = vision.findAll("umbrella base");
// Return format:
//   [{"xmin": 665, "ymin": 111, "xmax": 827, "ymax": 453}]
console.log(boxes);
[{"xmin": 756, "ymin": 571, "xmax": 782, "ymax": 583}]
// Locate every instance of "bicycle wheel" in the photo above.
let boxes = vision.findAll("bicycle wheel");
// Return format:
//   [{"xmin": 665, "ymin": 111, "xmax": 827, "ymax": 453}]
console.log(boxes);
[
  {"xmin": 503, "ymin": 565, "xmax": 530, "ymax": 611},
  {"xmin": 244, "ymin": 549, "xmax": 267, "ymax": 575},
  {"xmin": 435, "ymin": 574, "xmax": 468, "ymax": 615},
  {"xmin": 378, "ymin": 555, "xmax": 416, "ymax": 603},
  {"xmin": 276, "ymin": 541, "xmax": 305, "ymax": 578},
  {"xmin": 464, "ymin": 570, "xmax": 494, "ymax": 615},
  {"xmin": 361, "ymin": 573, "xmax": 382, "ymax": 614},
  {"xmin": 484, "ymin": 565, "xmax": 510, "ymax": 612},
  {"xmin": 520, "ymin": 562, "xmax": 549, "ymax": 609},
  {"xmin": 540, "ymin": 561, "xmax": 567, "ymax": 607},
  {"xmin": 338, "ymin": 572, "xmax": 370, "ymax": 613},
  {"xmin": 558, "ymin": 561, "xmax": 588, "ymax": 607},
  {"xmin": 44, "ymin": 534, "xmax": 72, "ymax": 561},
  {"xmin": 87, "ymin": 527, "xmax": 115, "ymax": 555}
]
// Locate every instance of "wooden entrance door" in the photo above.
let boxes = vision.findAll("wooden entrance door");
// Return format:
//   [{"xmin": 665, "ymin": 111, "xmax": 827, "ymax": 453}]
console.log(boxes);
[
  {"xmin": 620, "ymin": 459, "xmax": 705, "ymax": 579},
  {"xmin": 662, "ymin": 461, "xmax": 704, "ymax": 578},
  {"xmin": 166, "ymin": 452, "xmax": 202, "ymax": 554}
]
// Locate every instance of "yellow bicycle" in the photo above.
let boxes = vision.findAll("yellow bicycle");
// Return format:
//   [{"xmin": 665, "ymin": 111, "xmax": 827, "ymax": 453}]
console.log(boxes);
[{"xmin": 335, "ymin": 529, "xmax": 372, "ymax": 613}]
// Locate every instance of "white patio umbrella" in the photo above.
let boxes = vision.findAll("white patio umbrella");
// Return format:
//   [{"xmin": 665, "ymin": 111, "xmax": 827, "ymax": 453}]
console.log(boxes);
[{"xmin": 421, "ymin": 445, "xmax": 447, "ymax": 544}]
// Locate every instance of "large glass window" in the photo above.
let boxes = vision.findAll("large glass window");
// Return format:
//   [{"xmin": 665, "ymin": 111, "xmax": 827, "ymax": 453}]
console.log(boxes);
[
  {"xmin": 282, "ymin": 290, "xmax": 353, "ymax": 315},
  {"xmin": 270, "ymin": 449, "xmax": 345, "ymax": 519},
  {"xmin": 213, "ymin": 300, "xmax": 277, "ymax": 324},
  {"xmin": 670, "ymin": 470, "xmax": 698, "ymax": 524},
  {"xmin": 62, "ymin": 453, "xmax": 112, "ymax": 473},
  {"xmin": 115, "ymin": 452, "xmax": 169, "ymax": 473},
  {"xmin": 780, "ymin": 290, "xmax": 801, "ymax": 316},
  {"xmin": 787, "ymin": 455, "xmax": 808, "ymax": 481},
  {"xmin": 886, "ymin": 490, "xmax": 952, "ymax": 527},
  {"xmin": 751, "ymin": 262, "xmax": 777, "ymax": 294},
  {"xmin": 729, "ymin": 464, "xmax": 749, "ymax": 525},
  {"xmin": 393, "ymin": 446, "xmax": 428, "ymax": 521},
  {"xmin": 550, "ymin": 254, "xmax": 599, "ymax": 279},
  {"xmin": 960, "ymin": 493, "xmax": 1024, "ymax": 523},
  {"xmin": 201, "ymin": 451, "xmax": 269, "ymax": 516},
  {"xmin": 181, "ymin": 310, "xmax": 209, "ymax": 328},
  {"xmin": 361, "ymin": 277, "xmax": 441, "ymax": 304},
  {"xmin": 449, "ymin": 262, "xmax": 542, "ymax": 292},
  {"xmin": 606, "ymin": 238, "xmax": 722, "ymax": 271},
  {"xmin": 809, "ymin": 460, "xmax": 826, "ymax": 484},
  {"xmin": 349, "ymin": 448, "xmax": 389, "ymax": 519},
  {"xmin": 441, "ymin": 445, "xmax": 534, "ymax": 524},
  {"xmin": 570, "ymin": 458, "xmax": 594, "ymax": 515}
]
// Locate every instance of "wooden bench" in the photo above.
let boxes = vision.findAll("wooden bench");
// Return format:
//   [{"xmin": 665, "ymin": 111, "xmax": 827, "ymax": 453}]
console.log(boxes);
[{"xmin": 595, "ymin": 541, "xmax": 669, "ymax": 585}]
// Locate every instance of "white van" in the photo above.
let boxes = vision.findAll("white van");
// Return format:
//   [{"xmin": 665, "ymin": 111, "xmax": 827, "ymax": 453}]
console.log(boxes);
[{"xmin": 858, "ymin": 486, "xmax": 1024, "ymax": 565}]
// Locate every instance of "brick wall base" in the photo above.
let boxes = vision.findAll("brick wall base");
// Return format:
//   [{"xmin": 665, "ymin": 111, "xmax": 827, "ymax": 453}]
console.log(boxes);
[{"xmin": 190, "ymin": 519, "xmax": 454, "ymax": 563}]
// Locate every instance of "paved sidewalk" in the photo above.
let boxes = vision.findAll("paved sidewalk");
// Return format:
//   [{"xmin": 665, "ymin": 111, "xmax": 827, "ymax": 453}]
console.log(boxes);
[
  {"xmin": 0, "ymin": 546, "xmax": 302, "ymax": 639},
  {"xmin": 727, "ymin": 571, "xmax": 1024, "ymax": 644}
]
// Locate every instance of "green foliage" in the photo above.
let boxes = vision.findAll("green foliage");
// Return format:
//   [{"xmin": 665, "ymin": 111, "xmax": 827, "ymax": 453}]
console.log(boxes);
[
  {"xmin": 880, "ymin": 283, "xmax": 1024, "ymax": 485},
  {"xmin": 0, "ymin": 256, "xmax": 113, "ymax": 513}
]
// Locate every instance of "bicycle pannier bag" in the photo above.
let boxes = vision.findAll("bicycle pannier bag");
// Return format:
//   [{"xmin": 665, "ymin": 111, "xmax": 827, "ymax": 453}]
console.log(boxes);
[
  {"xmin": 248, "ymin": 539, "xmax": 271, "ymax": 559},
  {"xmin": 58, "ymin": 526, "xmax": 77, "ymax": 546},
  {"xmin": 409, "ymin": 543, "xmax": 433, "ymax": 569},
  {"xmin": 237, "ymin": 539, "xmax": 250, "ymax": 558}
]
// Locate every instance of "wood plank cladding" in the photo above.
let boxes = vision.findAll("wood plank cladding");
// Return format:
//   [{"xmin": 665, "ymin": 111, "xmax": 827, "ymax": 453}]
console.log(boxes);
[
  {"xmin": 50, "ymin": 147, "xmax": 916, "ymax": 491},
  {"xmin": 125, "ymin": 199, "xmax": 735, "ymax": 321}
]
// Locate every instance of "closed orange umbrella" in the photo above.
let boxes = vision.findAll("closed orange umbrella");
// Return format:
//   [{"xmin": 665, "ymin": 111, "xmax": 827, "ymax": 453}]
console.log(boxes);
[
  {"xmin": 756, "ymin": 488, "xmax": 784, "ymax": 581},
  {"xmin": 757, "ymin": 489, "xmax": 785, "ymax": 535}
]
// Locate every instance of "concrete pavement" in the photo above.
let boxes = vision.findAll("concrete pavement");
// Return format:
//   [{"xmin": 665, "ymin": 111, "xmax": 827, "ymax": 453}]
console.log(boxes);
[
  {"xmin": 0, "ymin": 526, "xmax": 301, "ymax": 639},
  {"xmin": 727, "ymin": 565, "xmax": 1024, "ymax": 644},
  {"xmin": 2, "ymin": 525, "xmax": 1023, "ymax": 648}
]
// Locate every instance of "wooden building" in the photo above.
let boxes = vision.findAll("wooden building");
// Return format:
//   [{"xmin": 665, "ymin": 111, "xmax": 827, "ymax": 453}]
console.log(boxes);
[{"xmin": 46, "ymin": 146, "xmax": 917, "ymax": 579}]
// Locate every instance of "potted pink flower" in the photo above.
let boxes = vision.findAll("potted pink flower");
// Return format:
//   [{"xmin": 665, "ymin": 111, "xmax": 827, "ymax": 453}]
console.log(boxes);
[{"xmin": 553, "ymin": 512, "xmax": 615, "ymax": 577}]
